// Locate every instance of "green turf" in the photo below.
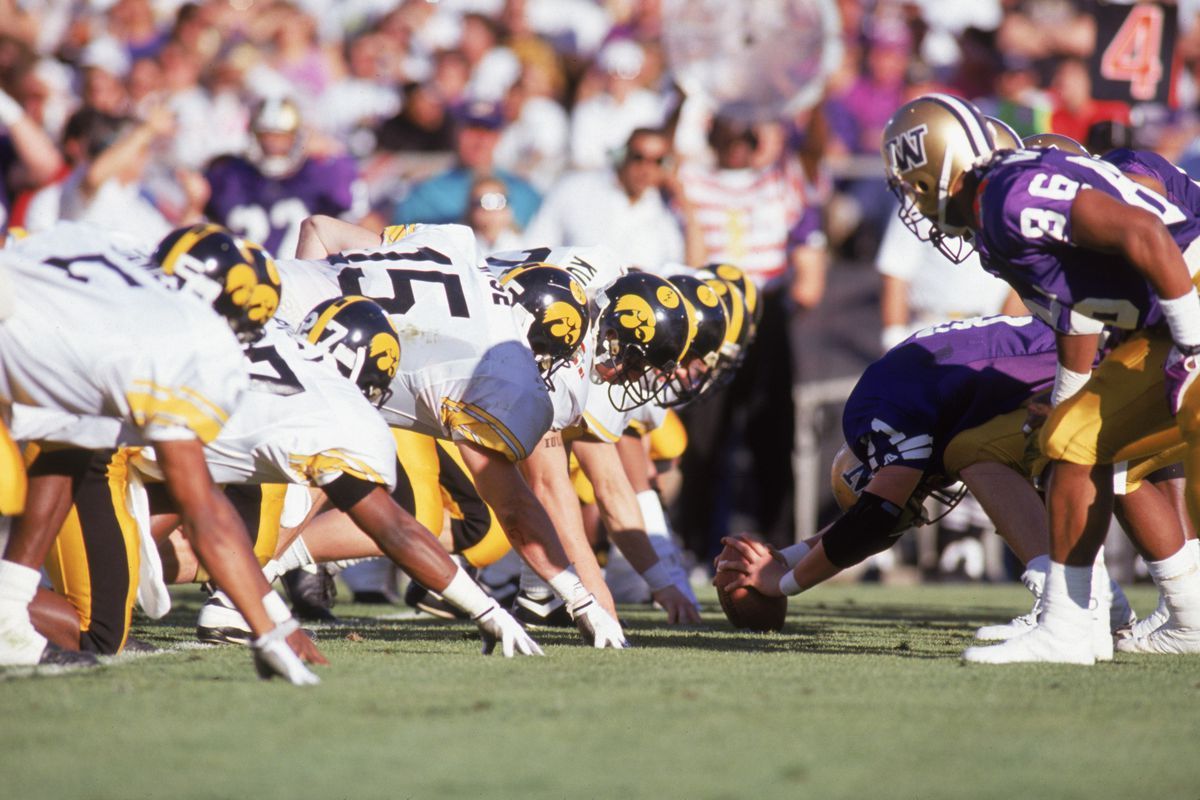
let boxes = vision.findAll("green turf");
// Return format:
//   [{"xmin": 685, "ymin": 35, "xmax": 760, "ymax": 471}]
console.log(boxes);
[{"xmin": 1, "ymin": 583, "xmax": 1196, "ymax": 800}]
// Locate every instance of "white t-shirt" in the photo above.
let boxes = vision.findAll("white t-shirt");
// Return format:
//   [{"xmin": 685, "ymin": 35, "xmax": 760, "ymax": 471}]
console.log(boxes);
[
  {"xmin": 569, "ymin": 89, "xmax": 666, "ymax": 171},
  {"xmin": 524, "ymin": 170, "xmax": 684, "ymax": 270}
]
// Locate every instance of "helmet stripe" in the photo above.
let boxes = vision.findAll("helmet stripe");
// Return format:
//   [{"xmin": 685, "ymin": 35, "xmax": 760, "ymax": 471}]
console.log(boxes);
[{"xmin": 926, "ymin": 93, "xmax": 993, "ymax": 158}]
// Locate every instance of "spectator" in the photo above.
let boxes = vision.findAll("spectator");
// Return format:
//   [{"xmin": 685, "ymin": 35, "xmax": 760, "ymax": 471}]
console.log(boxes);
[
  {"xmin": 524, "ymin": 126, "xmax": 683, "ymax": 269},
  {"xmin": 674, "ymin": 112, "xmax": 827, "ymax": 557},
  {"xmin": 205, "ymin": 96, "xmax": 365, "ymax": 258},
  {"xmin": 58, "ymin": 105, "xmax": 201, "ymax": 241},
  {"xmin": 376, "ymin": 81, "xmax": 455, "ymax": 153},
  {"xmin": 465, "ymin": 174, "xmax": 524, "ymax": 255},
  {"xmin": 569, "ymin": 39, "xmax": 667, "ymax": 170},
  {"xmin": 0, "ymin": 76, "xmax": 64, "ymax": 233},
  {"xmin": 315, "ymin": 30, "xmax": 403, "ymax": 150},
  {"xmin": 392, "ymin": 99, "xmax": 540, "ymax": 228},
  {"xmin": 493, "ymin": 59, "xmax": 569, "ymax": 192},
  {"xmin": 1049, "ymin": 57, "xmax": 1130, "ymax": 144},
  {"xmin": 78, "ymin": 37, "xmax": 130, "ymax": 116}
]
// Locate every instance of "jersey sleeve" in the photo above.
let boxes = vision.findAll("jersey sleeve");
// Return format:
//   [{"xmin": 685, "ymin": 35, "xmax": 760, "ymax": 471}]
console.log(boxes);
[
  {"xmin": 846, "ymin": 406, "xmax": 936, "ymax": 475},
  {"xmin": 440, "ymin": 364, "xmax": 553, "ymax": 462},
  {"xmin": 313, "ymin": 155, "xmax": 361, "ymax": 217},
  {"xmin": 578, "ymin": 383, "xmax": 630, "ymax": 444}
]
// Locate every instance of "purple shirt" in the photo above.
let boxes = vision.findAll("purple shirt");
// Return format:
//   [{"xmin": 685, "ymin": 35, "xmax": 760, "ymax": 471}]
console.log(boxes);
[
  {"xmin": 205, "ymin": 155, "xmax": 361, "ymax": 257},
  {"xmin": 972, "ymin": 149, "xmax": 1200, "ymax": 333},
  {"xmin": 842, "ymin": 315, "xmax": 1056, "ymax": 480},
  {"xmin": 1103, "ymin": 148, "xmax": 1200, "ymax": 215}
]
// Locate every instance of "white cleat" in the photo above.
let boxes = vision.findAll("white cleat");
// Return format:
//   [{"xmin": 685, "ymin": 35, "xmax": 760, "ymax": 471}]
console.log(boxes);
[
  {"xmin": 963, "ymin": 623, "xmax": 1095, "ymax": 665},
  {"xmin": 0, "ymin": 612, "xmax": 50, "ymax": 666},
  {"xmin": 196, "ymin": 591, "xmax": 253, "ymax": 646},
  {"xmin": 1109, "ymin": 583, "xmax": 1136, "ymax": 632},
  {"xmin": 975, "ymin": 605, "xmax": 1039, "ymax": 641},
  {"xmin": 1115, "ymin": 619, "xmax": 1200, "ymax": 655},
  {"xmin": 1118, "ymin": 596, "xmax": 1168, "ymax": 640}
]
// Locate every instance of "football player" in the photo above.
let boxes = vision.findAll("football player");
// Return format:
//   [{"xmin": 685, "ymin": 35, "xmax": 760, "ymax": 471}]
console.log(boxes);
[
  {"xmin": 39, "ymin": 293, "xmax": 541, "ymax": 659},
  {"xmin": 0, "ymin": 222, "xmax": 324, "ymax": 682},
  {"xmin": 205, "ymin": 97, "xmax": 367, "ymax": 258},
  {"xmin": 715, "ymin": 315, "xmax": 1179, "ymax": 663},
  {"xmin": 880, "ymin": 94, "xmax": 1200, "ymax": 661},
  {"xmin": 274, "ymin": 216, "xmax": 628, "ymax": 647}
]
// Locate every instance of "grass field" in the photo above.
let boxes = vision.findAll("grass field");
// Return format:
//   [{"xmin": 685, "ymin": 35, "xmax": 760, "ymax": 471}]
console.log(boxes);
[{"xmin": 1, "ymin": 582, "xmax": 1196, "ymax": 800}]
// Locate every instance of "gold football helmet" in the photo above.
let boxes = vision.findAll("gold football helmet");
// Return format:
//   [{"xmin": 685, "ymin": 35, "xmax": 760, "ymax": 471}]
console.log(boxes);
[
  {"xmin": 986, "ymin": 116, "xmax": 1021, "ymax": 150},
  {"xmin": 1022, "ymin": 132, "xmax": 1090, "ymax": 156},
  {"xmin": 881, "ymin": 93, "xmax": 996, "ymax": 262}
]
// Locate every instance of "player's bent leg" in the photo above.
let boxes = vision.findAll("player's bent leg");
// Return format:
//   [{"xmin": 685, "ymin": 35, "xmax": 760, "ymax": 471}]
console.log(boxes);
[{"xmin": 0, "ymin": 421, "xmax": 26, "ymax": 516}]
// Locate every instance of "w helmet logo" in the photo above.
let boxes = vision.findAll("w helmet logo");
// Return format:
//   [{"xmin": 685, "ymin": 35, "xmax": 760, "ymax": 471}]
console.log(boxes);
[{"xmin": 885, "ymin": 124, "xmax": 928, "ymax": 171}]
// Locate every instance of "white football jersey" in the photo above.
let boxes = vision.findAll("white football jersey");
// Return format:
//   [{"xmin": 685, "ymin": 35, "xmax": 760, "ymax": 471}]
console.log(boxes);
[
  {"xmin": 0, "ymin": 227, "xmax": 245, "ymax": 445},
  {"xmin": 486, "ymin": 245, "xmax": 628, "ymax": 433},
  {"xmin": 131, "ymin": 322, "xmax": 397, "ymax": 489},
  {"xmin": 279, "ymin": 224, "xmax": 552, "ymax": 461}
]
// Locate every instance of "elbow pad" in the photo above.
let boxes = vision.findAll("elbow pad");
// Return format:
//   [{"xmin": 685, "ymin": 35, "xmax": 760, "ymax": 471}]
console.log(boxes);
[
  {"xmin": 821, "ymin": 491, "xmax": 907, "ymax": 569},
  {"xmin": 323, "ymin": 473, "xmax": 377, "ymax": 512}
]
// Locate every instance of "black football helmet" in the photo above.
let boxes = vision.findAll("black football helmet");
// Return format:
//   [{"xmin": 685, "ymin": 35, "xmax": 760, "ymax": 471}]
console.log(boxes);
[
  {"xmin": 498, "ymin": 263, "xmax": 590, "ymax": 388},
  {"xmin": 298, "ymin": 296, "xmax": 400, "ymax": 408},
  {"xmin": 704, "ymin": 263, "xmax": 761, "ymax": 338},
  {"xmin": 153, "ymin": 224, "xmax": 281, "ymax": 343},
  {"xmin": 593, "ymin": 272, "xmax": 695, "ymax": 411},
  {"xmin": 698, "ymin": 266, "xmax": 755, "ymax": 393},
  {"xmin": 661, "ymin": 274, "xmax": 728, "ymax": 407}
]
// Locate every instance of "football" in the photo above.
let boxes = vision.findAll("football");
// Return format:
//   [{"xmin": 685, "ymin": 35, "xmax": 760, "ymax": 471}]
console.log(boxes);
[{"xmin": 713, "ymin": 545, "xmax": 787, "ymax": 632}]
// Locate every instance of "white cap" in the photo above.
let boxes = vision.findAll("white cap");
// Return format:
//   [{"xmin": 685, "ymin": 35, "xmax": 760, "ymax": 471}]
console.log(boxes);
[
  {"xmin": 597, "ymin": 39, "xmax": 644, "ymax": 80},
  {"xmin": 80, "ymin": 37, "xmax": 131, "ymax": 78}
]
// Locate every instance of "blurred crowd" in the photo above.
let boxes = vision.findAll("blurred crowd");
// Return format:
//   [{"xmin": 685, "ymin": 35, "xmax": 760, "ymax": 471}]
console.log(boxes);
[{"xmin": 1, "ymin": 0, "xmax": 1197, "ymax": 579}]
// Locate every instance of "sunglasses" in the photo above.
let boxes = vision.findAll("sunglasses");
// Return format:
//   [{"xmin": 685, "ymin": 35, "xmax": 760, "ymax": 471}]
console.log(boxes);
[{"xmin": 627, "ymin": 151, "xmax": 670, "ymax": 166}]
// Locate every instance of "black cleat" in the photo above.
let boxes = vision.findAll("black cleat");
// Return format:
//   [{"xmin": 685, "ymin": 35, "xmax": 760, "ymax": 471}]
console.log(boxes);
[
  {"xmin": 351, "ymin": 590, "xmax": 398, "ymax": 605},
  {"xmin": 404, "ymin": 581, "xmax": 467, "ymax": 620},
  {"xmin": 119, "ymin": 636, "xmax": 160, "ymax": 654},
  {"xmin": 281, "ymin": 565, "xmax": 338, "ymax": 623},
  {"xmin": 511, "ymin": 591, "xmax": 572, "ymax": 628},
  {"xmin": 38, "ymin": 642, "xmax": 100, "ymax": 667}
]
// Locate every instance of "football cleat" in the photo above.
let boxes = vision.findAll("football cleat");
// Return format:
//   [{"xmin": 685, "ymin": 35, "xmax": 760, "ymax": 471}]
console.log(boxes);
[
  {"xmin": 974, "ymin": 604, "xmax": 1040, "ymax": 641},
  {"xmin": 196, "ymin": 591, "xmax": 253, "ymax": 646},
  {"xmin": 299, "ymin": 295, "xmax": 400, "ymax": 409},
  {"xmin": 37, "ymin": 642, "xmax": 101, "ymax": 668},
  {"xmin": 1115, "ymin": 619, "xmax": 1200, "ymax": 654},
  {"xmin": 280, "ymin": 565, "xmax": 338, "ymax": 624},
  {"xmin": 118, "ymin": 636, "xmax": 160, "ymax": 654},
  {"xmin": 1118, "ymin": 595, "xmax": 1167, "ymax": 640},
  {"xmin": 512, "ymin": 590, "xmax": 573, "ymax": 629},
  {"xmin": 404, "ymin": 580, "xmax": 468, "ymax": 621},
  {"xmin": 881, "ymin": 93, "xmax": 996, "ymax": 261},
  {"xmin": 962, "ymin": 623, "xmax": 1095, "ymax": 665}
]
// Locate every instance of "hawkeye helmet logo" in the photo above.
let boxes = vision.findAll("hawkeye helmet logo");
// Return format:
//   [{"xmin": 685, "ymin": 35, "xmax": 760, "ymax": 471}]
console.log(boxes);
[
  {"xmin": 369, "ymin": 332, "xmax": 400, "ymax": 377},
  {"xmin": 543, "ymin": 301, "xmax": 583, "ymax": 347},
  {"xmin": 886, "ymin": 124, "xmax": 929, "ymax": 172},
  {"xmin": 613, "ymin": 294, "xmax": 656, "ymax": 343}
]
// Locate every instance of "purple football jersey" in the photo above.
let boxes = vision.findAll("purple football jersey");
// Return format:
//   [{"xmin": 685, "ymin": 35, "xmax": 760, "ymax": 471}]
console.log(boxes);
[
  {"xmin": 972, "ymin": 148, "xmax": 1200, "ymax": 333},
  {"xmin": 842, "ymin": 315, "xmax": 1056, "ymax": 480},
  {"xmin": 1103, "ymin": 148, "xmax": 1200, "ymax": 216},
  {"xmin": 205, "ymin": 154, "xmax": 362, "ymax": 257}
]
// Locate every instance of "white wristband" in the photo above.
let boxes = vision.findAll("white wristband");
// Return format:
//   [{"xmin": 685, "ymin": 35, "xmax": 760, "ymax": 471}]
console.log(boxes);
[
  {"xmin": 1161, "ymin": 288, "xmax": 1200, "ymax": 352},
  {"xmin": 635, "ymin": 490, "xmax": 669, "ymax": 539},
  {"xmin": 777, "ymin": 570, "xmax": 803, "ymax": 596},
  {"xmin": 262, "ymin": 590, "xmax": 293, "ymax": 626},
  {"xmin": 438, "ymin": 564, "xmax": 493, "ymax": 618},
  {"xmin": 639, "ymin": 561, "xmax": 673, "ymax": 592},
  {"xmin": 547, "ymin": 567, "xmax": 587, "ymax": 604},
  {"xmin": 777, "ymin": 542, "xmax": 811, "ymax": 569},
  {"xmin": 1051, "ymin": 363, "xmax": 1090, "ymax": 407},
  {"xmin": 0, "ymin": 90, "xmax": 22, "ymax": 127}
]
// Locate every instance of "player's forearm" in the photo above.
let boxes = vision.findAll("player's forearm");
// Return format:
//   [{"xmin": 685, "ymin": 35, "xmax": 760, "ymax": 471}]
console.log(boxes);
[
  {"xmin": 346, "ymin": 490, "xmax": 456, "ymax": 591},
  {"xmin": 295, "ymin": 214, "xmax": 379, "ymax": 258}
]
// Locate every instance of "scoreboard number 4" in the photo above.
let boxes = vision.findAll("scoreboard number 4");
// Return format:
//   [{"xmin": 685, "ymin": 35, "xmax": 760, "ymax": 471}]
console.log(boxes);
[{"xmin": 1099, "ymin": 3, "xmax": 1165, "ymax": 102}]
